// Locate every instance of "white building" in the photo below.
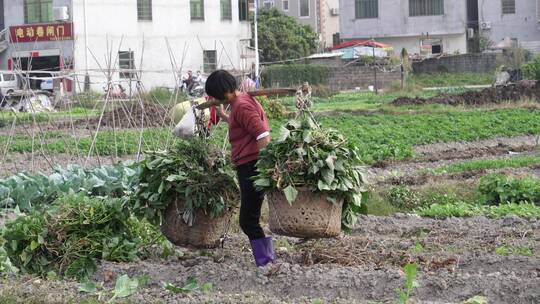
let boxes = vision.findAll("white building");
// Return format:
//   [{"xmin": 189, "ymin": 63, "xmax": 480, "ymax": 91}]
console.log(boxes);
[
  {"xmin": 339, "ymin": 0, "xmax": 468, "ymax": 56},
  {"xmin": 0, "ymin": 0, "xmax": 254, "ymax": 92}
]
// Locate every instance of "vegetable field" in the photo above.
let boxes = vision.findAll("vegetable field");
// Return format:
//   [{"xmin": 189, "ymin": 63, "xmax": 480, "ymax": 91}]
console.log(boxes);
[{"xmin": 0, "ymin": 85, "xmax": 539, "ymax": 304}]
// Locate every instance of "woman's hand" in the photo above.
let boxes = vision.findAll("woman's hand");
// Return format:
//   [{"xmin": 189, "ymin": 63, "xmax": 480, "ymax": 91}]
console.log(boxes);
[{"xmin": 216, "ymin": 104, "xmax": 229, "ymax": 123}]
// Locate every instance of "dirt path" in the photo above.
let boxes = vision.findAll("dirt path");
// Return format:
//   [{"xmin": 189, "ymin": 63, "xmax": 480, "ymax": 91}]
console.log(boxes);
[{"xmin": 0, "ymin": 215, "xmax": 538, "ymax": 303}]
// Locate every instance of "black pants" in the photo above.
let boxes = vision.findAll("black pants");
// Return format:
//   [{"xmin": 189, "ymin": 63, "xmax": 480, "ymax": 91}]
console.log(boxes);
[{"xmin": 237, "ymin": 160, "xmax": 265, "ymax": 241}]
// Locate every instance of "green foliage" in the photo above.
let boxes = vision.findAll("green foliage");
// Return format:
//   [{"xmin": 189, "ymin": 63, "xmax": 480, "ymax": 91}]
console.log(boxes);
[
  {"xmin": 0, "ymin": 162, "xmax": 140, "ymax": 212},
  {"xmin": 4, "ymin": 107, "xmax": 539, "ymax": 165},
  {"xmin": 316, "ymin": 109, "xmax": 540, "ymax": 163},
  {"xmin": 478, "ymin": 174, "xmax": 540, "ymax": 206},
  {"xmin": 255, "ymin": 8, "xmax": 318, "ymax": 63},
  {"xmin": 109, "ymin": 274, "xmax": 148, "ymax": 302},
  {"xmin": 430, "ymin": 156, "xmax": 540, "ymax": 174},
  {"xmin": 409, "ymin": 72, "xmax": 494, "ymax": 88},
  {"xmin": 416, "ymin": 202, "xmax": 540, "ymax": 219},
  {"xmin": 495, "ymin": 245, "xmax": 533, "ymax": 257},
  {"xmin": 145, "ymin": 87, "xmax": 187, "ymax": 106},
  {"xmin": 72, "ymin": 91, "xmax": 102, "ymax": 109},
  {"xmin": 388, "ymin": 187, "xmax": 423, "ymax": 210},
  {"xmin": 396, "ymin": 263, "xmax": 418, "ymax": 304},
  {"xmin": 133, "ymin": 139, "xmax": 238, "ymax": 225},
  {"xmin": 2, "ymin": 194, "xmax": 139, "ymax": 279},
  {"xmin": 311, "ymin": 85, "xmax": 337, "ymax": 98},
  {"xmin": 522, "ymin": 55, "xmax": 540, "ymax": 81},
  {"xmin": 256, "ymin": 96, "xmax": 287, "ymax": 119},
  {"xmin": 255, "ymin": 117, "xmax": 368, "ymax": 231},
  {"xmin": 262, "ymin": 64, "xmax": 330, "ymax": 88},
  {"xmin": 163, "ymin": 277, "xmax": 213, "ymax": 294}
]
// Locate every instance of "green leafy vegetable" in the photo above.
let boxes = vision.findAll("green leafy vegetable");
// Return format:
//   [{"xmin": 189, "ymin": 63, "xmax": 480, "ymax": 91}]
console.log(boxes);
[
  {"xmin": 110, "ymin": 274, "xmax": 142, "ymax": 301},
  {"xmin": 2, "ymin": 194, "xmax": 140, "ymax": 279},
  {"xmin": 133, "ymin": 139, "xmax": 238, "ymax": 225},
  {"xmin": 164, "ymin": 277, "xmax": 212, "ymax": 294},
  {"xmin": 255, "ymin": 117, "xmax": 368, "ymax": 231}
]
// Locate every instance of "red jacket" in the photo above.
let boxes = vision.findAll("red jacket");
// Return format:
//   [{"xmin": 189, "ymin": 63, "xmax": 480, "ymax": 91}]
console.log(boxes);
[{"xmin": 228, "ymin": 94, "xmax": 270, "ymax": 166}]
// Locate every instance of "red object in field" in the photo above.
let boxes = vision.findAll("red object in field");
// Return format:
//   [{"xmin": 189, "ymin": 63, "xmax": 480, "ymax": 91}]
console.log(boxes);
[
  {"xmin": 10, "ymin": 22, "xmax": 74, "ymax": 43},
  {"xmin": 208, "ymin": 106, "xmax": 221, "ymax": 130},
  {"xmin": 332, "ymin": 40, "xmax": 392, "ymax": 51}
]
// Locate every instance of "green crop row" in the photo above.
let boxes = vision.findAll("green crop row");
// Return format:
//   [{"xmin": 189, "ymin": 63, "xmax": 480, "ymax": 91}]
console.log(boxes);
[
  {"xmin": 1, "ymin": 108, "xmax": 539, "ymax": 163},
  {"xmin": 430, "ymin": 155, "xmax": 540, "ymax": 174}
]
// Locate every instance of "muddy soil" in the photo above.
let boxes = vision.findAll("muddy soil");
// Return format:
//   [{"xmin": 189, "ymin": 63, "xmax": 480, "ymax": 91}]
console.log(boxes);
[
  {"xmin": 392, "ymin": 80, "xmax": 540, "ymax": 106},
  {"xmin": 60, "ymin": 102, "xmax": 173, "ymax": 130},
  {"xmin": 0, "ymin": 215, "xmax": 538, "ymax": 303}
]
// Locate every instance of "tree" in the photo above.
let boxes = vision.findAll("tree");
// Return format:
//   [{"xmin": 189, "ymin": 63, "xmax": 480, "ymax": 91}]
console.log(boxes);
[{"xmin": 254, "ymin": 8, "xmax": 318, "ymax": 63}]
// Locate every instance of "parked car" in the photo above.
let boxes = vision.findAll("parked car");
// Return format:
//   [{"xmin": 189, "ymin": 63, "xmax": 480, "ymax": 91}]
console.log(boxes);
[
  {"xmin": 0, "ymin": 71, "xmax": 19, "ymax": 95},
  {"xmin": 40, "ymin": 77, "xmax": 54, "ymax": 92}
]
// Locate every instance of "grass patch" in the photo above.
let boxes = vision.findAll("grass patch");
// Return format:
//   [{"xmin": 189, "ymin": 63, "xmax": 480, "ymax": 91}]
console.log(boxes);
[
  {"xmin": 316, "ymin": 108, "xmax": 540, "ymax": 163},
  {"xmin": 409, "ymin": 72, "xmax": 494, "ymax": 88},
  {"xmin": 144, "ymin": 87, "xmax": 188, "ymax": 106},
  {"xmin": 416, "ymin": 202, "xmax": 540, "ymax": 219},
  {"xmin": 430, "ymin": 155, "xmax": 540, "ymax": 174},
  {"xmin": 495, "ymin": 245, "xmax": 535, "ymax": 257}
]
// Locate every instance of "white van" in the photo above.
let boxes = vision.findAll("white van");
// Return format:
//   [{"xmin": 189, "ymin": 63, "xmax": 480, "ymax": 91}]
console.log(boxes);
[{"xmin": 0, "ymin": 71, "xmax": 19, "ymax": 95}]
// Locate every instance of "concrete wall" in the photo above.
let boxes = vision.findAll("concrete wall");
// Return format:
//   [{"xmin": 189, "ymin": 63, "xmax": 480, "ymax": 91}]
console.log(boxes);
[
  {"xmin": 479, "ymin": 0, "xmax": 540, "ymax": 53},
  {"xmin": 373, "ymin": 34, "xmax": 467, "ymax": 55},
  {"xmin": 412, "ymin": 53, "xmax": 501, "ymax": 73},
  {"xmin": 328, "ymin": 66, "xmax": 401, "ymax": 91},
  {"xmin": 321, "ymin": 0, "xmax": 339, "ymax": 48},
  {"xmin": 339, "ymin": 0, "xmax": 468, "ymax": 54}
]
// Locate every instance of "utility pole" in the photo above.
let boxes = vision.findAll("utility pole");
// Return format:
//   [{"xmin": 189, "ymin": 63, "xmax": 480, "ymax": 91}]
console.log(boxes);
[
  {"xmin": 83, "ymin": 0, "xmax": 90, "ymax": 91},
  {"xmin": 372, "ymin": 41, "xmax": 378, "ymax": 94},
  {"xmin": 254, "ymin": 0, "xmax": 260, "ymax": 88}
]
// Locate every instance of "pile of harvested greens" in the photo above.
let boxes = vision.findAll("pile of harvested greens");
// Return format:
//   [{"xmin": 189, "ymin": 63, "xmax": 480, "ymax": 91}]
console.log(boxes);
[
  {"xmin": 254, "ymin": 118, "xmax": 368, "ymax": 231},
  {"xmin": 133, "ymin": 139, "xmax": 238, "ymax": 225}
]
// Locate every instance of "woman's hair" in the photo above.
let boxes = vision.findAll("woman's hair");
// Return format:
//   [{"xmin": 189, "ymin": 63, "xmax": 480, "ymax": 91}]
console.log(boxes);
[{"xmin": 205, "ymin": 70, "xmax": 237, "ymax": 100}]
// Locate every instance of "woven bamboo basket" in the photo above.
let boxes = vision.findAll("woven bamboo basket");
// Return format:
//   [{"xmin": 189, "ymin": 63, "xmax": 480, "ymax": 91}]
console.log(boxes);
[
  {"xmin": 267, "ymin": 188, "xmax": 342, "ymax": 238},
  {"xmin": 161, "ymin": 199, "xmax": 233, "ymax": 249}
]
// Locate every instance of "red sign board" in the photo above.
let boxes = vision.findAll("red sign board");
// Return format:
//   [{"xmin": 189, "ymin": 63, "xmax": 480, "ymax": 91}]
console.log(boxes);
[{"xmin": 10, "ymin": 22, "xmax": 73, "ymax": 43}]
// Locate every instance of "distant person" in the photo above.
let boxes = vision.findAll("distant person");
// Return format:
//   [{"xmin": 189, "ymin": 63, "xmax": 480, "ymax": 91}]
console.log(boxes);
[
  {"xmin": 183, "ymin": 70, "xmax": 195, "ymax": 93},
  {"xmin": 205, "ymin": 70, "xmax": 275, "ymax": 268}
]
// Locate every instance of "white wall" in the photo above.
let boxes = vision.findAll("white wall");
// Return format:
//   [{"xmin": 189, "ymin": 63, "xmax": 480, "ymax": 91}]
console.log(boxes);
[
  {"xmin": 72, "ymin": 0, "xmax": 252, "ymax": 91},
  {"xmin": 321, "ymin": 0, "xmax": 339, "ymax": 48},
  {"xmin": 479, "ymin": 0, "xmax": 540, "ymax": 53},
  {"xmin": 339, "ymin": 0, "xmax": 468, "ymax": 54},
  {"xmin": 375, "ymin": 34, "xmax": 467, "ymax": 55}
]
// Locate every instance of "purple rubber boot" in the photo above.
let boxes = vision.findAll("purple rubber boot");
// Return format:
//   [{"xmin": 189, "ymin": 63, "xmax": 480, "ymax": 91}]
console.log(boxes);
[{"xmin": 250, "ymin": 237, "xmax": 276, "ymax": 267}]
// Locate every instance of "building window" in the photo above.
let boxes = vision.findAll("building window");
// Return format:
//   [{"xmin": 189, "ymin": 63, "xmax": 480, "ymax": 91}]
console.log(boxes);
[
  {"xmin": 119, "ymin": 51, "xmax": 135, "ymax": 79},
  {"xmin": 283, "ymin": 0, "xmax": 289, "ymax": 11},
  {"xmin": 355, "ymin": 0, "xmax": 378, "ymax": 19},
  {"xmin": 137, "ymin": 0, "xmax": 152, "ymax": 21},
  {"xmin": 300, "ymin": 0, "xmax": 310, "ymax": 17},
  {"xmin": 239, "ymin": 0, "xmax": 249, "ymax": 21},
  {"xmin": 24, "ymin": 0, "xmax": 53, "ymax": 24},
  {"xmin": 203, "ymin": 50, "xmax": 217, "ymax": 73},
  {"xmin": 221, "ymin": 0, "xmax": 232, "ymax": 20},
  {"xmin": 263, "ymin": 0, "xmax": 274, "ymax": 9},
  {"xmin": 409, "ymin": 0, "xmax": 444, "ymax": 16},
  {"xmin": 191, "ymin": 0, "xmax": 204, "ymax": 20},
  {"xmin": 501, "ymin": 0, "xmax": 515, "ymax": 14}
]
